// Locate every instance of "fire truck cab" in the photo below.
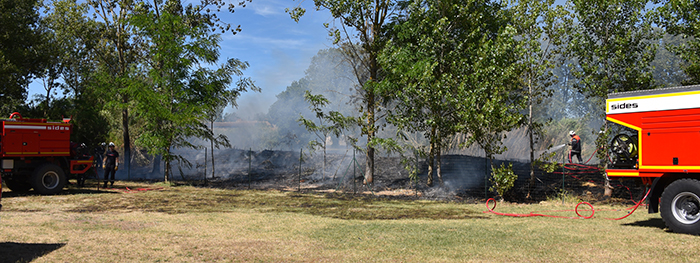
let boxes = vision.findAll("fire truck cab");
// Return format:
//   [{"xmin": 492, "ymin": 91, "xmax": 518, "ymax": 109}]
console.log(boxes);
[
  {"xmin": 0, "ymin": 112, "xmax": 93, "ymax": 195},
  {"xmin": 606, "ymin": 85, "xmax": 700, "ymax": 234}
]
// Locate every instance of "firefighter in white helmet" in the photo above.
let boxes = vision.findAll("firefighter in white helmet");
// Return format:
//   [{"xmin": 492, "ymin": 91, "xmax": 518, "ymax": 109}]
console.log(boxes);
[
  {"xmin": 102, "ymin": 142, "xmax": 119, "ymax": 188},
  {"xmin": 568, "ymin": 131, "xmax": 582, "ymax": 163}
]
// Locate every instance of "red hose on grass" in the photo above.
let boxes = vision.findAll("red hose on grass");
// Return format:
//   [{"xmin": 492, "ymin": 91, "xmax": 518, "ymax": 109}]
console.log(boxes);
[
  {"xmin": 483, "ymin": 189, "xmax": 650, "ymax": 220},
  {"xmin": 485, "ymin": 198, "xmax": 595, "ymax": 219},
  {"xmin": 604, "ymin": 188, "xmax": 650, "ymax": 220}
]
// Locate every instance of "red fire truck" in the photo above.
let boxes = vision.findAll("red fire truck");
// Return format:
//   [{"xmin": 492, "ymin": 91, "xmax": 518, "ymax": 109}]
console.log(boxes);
[
  {"xmin": 606, "ymin": 85, "xmax": 700, "ymax": 234},
  {"xmin": 0, "ymin": 112, "xmax": 93, "ymax": 195}
]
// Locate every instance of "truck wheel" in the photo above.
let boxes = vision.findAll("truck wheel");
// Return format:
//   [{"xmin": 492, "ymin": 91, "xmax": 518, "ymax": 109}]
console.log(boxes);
[
  {"xmin": 31, "ymin": 164, "xmax": 66, "ymax": 195},
  {"xmin": 5, "ymin": 179, "xmax": 31, "ymax": 193},
  {"xmin": 661, "ymin": 179, "xmax": 700, "ymax": 235}
]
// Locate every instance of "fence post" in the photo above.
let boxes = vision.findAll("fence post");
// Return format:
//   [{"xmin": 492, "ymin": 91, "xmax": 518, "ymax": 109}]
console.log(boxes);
[
  {"xmin": 562, "ymin": 152, "xmax": 566, "ymax": 205},
  {"xmin": 299, "ymin": 148, "xmax": 302, "ymax": 192},
  {"xmin": 353, "ymin": 149, "xmax": 356, "ymax": 195},
  {"xmin": 248, "ymin": 148, "xmax": 252, "ymax": 189},
  {"xmin": 485, "ymin": 152, "xmax": 489, "ymax": 199}
]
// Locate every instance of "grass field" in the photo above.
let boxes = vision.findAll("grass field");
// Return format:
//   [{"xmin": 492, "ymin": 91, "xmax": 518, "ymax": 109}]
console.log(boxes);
[{"xmin": 1, "ymin": 182, "xmax": 699, "ymax": 263}]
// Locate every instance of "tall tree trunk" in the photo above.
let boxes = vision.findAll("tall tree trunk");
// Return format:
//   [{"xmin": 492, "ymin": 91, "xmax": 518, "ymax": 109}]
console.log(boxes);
[
  {"xmin": 603, "ymin": 120, "xmax": 613, "ymax": 197},
  {"xmin": 528, "ymin": 79, "xmax": 535, "ymax": 199},
  {"xmin": 427, "ymin": 140, "xmax": 434, "ymax": 187},
  {"xmin": 122, "ymin": 107, "xmax": 131, "ymax": 180},
  {"xmin": 363, "ymin": 90, "xmax": 376, "ymax": 185},
  {"xmin": 364, "ymin": 92, "xmax": 375, "ymax": 185},
  {"xmin": 44, "ymin": 83, "xmax": 51, "ymax": 118},
  {"xmin": 164, "ymin": 147, "xmax": 170, "ymax": 182},
  {"xmin": 427, "ymin": 126, "xmax": 437, "ymax": 186}
]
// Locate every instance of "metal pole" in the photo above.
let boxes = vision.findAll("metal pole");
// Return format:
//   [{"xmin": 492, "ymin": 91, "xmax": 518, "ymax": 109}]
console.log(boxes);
[
  {"xmin": 562, "ymin": 151, "xmax": 566, "ymax": 205},
  {"xmin": 205, "ymin": 148, "xmax": 208, "ymax": 178},
  {"xmin": 299, "ymin": 148, "xmax": 302, "ymax": 192},
  {"xmin": 485, "ymin": 151, "xmax": 488, "ymax": 199},
  {"xmin": 353, "ymin": 149, "xmax": 356, "ymax": 195},
  {"xmin": 415, "ymin": 150, "xmax": 419, "ymax": 197},
  {"xmin": 248, "ymin": 148, "xmax": 252, "ymax": 189}
]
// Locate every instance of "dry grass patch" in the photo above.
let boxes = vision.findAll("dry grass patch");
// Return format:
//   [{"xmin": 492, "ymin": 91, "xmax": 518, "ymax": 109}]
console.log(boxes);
[
  {"xmin": 11, "ymin": 183, "xmax": 483, "ymax": 220},
  {"xmin": 2, "ymin": 182, "xmax": 700, "ymax": 262}
]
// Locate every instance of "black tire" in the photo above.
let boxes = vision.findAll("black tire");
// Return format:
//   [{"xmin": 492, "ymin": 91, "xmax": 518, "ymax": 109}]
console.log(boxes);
[
  {"xmin": 5, "ymin": 179, "xmax": 32, "ymax": 193},
  {"xmin": 31, "ymin": 164, "xmax": 66, "ymax": 195},
  {"xmin": 661, "ymin": 178, "xmax": 700, "ymax": 235}
]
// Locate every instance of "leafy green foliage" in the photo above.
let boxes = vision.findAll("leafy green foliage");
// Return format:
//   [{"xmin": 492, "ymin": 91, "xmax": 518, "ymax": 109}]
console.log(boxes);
[
  {"xmin": 288, "ymin": 0, "xmax": 399, "ymax": 185},
  {"xmin": 38, "ymin": 0, "xmax": 109, "ymax": 146},
  {"xmin": 130, "ymin": 0, "xmax": 256, "ymax": 181},
  {"xmin": 510, "ymin": 0, "xmax": 566, "ymax": 194},
  {"xmin": 0, "ymin": 0, "xmax": 47, "ymax": 112},
  {"xmin": 534, "ymin": 152, "xmax": 562, "ymax": 173},
  {"xmin": 567, "ymin": 0, "xmax": 658, "ymax": 99},
  {"xmin": 567, "ymin": 0, "xmax": 658, "ymax": 152},
  {"xmin": 655, "ymin": 0, "xmax": 700, "ymax": 85},
  {"xmin": 566, "ymin": 0, "xmax": 658, "ymax": 195},
  {"xmin": 380, "ymin": 0, "xmax": 526, "ymax": 185},
  {"xmin": 489, "ymin": 163, "xmax": 517, "ymax": 199}
]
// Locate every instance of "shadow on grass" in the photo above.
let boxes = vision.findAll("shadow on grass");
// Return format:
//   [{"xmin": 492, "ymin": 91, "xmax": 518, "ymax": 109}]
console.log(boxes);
[
  {"xmin": 1, "ymin": 188, "xmax": 117, "ymax": 198},
  {"xmin": 61, "ymin": 186, "xmax": 488, "ymax": 220},
  {"xmin": 256, "ymin": 191, "xmax": 490, "ymax": 220},
  {"xmin": 1, "ymin": 178, "xmax": 157, "ymax": 199},
  {"xmin": 0, "ymin": 242, "xmax": 65, "ymax": 263},
  {"xmin": 622, "ymin": 218, "xmax": 667, "ymax": 231}
]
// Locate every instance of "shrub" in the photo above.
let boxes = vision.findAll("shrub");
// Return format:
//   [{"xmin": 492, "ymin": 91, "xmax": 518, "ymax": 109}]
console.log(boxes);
[{"xmin": 489, "ymin": 163, "xmax": 517, "ymax": 200}]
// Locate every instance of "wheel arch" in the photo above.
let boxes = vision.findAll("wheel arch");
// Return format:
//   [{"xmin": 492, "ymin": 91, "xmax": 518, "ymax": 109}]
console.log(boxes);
[{"xmin": 650, "ymin": 173, "xmax": 700, "ymax": 213}]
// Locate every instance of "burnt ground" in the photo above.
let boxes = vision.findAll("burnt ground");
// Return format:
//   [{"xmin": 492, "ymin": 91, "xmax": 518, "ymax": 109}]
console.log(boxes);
[{"xmin": 170, "ymin": 148, "xmax": 647, "ymax": 204}]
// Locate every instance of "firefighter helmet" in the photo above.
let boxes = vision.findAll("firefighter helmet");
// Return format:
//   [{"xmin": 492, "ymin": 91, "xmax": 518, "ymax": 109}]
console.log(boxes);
[
  {"xmin": 108, "ymin": 142, "xmax": 115, "ymax": 147},
  {"xmin": 569, "ymin": 130, "xmax": 576, "ymax": 136}
]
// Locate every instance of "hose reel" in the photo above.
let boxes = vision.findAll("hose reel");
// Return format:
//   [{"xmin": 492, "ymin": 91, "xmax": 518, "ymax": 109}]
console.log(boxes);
[{"xmin": 609, "ymin": 133, "xmax": 639, "ymax": 168}]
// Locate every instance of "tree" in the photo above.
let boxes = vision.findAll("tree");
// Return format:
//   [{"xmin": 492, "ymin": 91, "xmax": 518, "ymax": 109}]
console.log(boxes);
[
  {"xmin": 380, "ymin": 0, "xmax": 523, "ymax": 187},
  {"xmin": 0, "ymin": 0, "xmax": 47, "ymax": 113},
  {"xmin": 88, "ymin": 0, "xmax": 142, "ymax": 179},
  {"xmin": 38, "ymin": 1, "xmax": 96, "ymax": 109},
  {"xmin": 567, "ymin": 0, "xmax": 658, "ymax": 196},
  {"xmin": 656, "ymin": 0, "xmax": 700, "ymax": 85},
  {"xmin": 288, "ymin": 0, "xmax": 399, "ymax": 186},
  {"xmin": 489, "ymin": 163, "xmax": 517, "ymax": 201},
  {"xmin": 298, "ymin": 91, "xmax": 354, "ymax": 179},
  {"xmin": 509, "ymin": 0, "xmax": 566, "ymax": 198},
  {"xmin": 131, "ymin": 0, "xmax": 256, "ymax": 181},
  {"xmin": 458, "ymin": 5, "xmax": 523, "ymax": 190}
]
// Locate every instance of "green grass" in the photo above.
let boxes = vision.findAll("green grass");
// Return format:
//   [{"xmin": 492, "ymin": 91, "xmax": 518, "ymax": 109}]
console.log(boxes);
[{"xmin": 1, "ymin": 181, "xmax": 699, "ymax": 262}]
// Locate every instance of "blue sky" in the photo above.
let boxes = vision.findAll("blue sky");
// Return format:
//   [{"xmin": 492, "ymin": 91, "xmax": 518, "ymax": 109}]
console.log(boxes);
[
  {"xmin": 28, "ymin": 0, "xmax": 335, "ymax": 119},
  {"xmin": 28, "ymin": 0, "xmax": 573, "ymax": 119},
  {"xmin": 214, "ymin": 0, "xmax": 335, "ymax": 119}
]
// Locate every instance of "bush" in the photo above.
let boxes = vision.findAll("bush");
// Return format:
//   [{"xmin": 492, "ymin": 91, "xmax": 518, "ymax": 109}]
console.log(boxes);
[{"xmin": 489, "ymin": 163, "xmax": 517, "ymax": 200}]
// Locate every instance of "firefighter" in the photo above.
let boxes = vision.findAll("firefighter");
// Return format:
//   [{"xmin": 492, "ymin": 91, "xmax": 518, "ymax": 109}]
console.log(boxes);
[
  {"xmin": 102, "ymin": 142, "xmax": 119, "ymax": 188},
  {"xmin": 569, "ymin": 131, "xmax": 582, "ymax": 163}
]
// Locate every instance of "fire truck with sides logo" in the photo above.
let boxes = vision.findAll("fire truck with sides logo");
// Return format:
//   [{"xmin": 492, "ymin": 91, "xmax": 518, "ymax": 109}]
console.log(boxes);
[
  {"xmin": 606, "ymin": 85, "xmax": 700, "ymax": 234},
  {"xmin": 0, "ymin": 112, "xmax": 93, "ymax": 195}
]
